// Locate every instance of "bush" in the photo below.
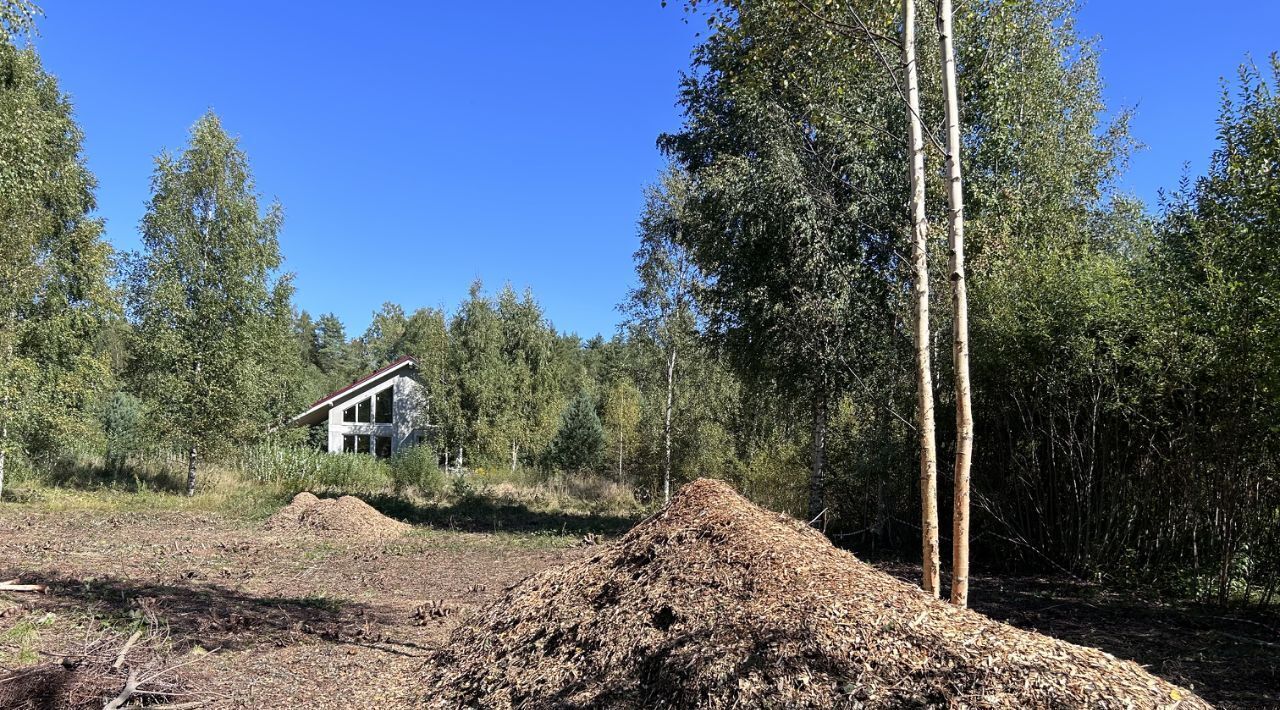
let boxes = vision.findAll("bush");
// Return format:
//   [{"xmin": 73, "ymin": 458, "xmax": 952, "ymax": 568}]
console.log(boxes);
[{"xmin": 388, "ymin": 445, "xmax": 444, "ymax": 496}]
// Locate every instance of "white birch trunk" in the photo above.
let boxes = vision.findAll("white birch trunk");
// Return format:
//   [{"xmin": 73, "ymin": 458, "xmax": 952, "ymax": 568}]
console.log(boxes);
[
  {"xmin": 904, "ymin": 0, "xmax": 941, "ymax": 598},
  {"xmin": 663, "ymin": 346, "xmax": 676, "ymax": 504},
  {"xmin": 808, "ymin": 393, "xmax": 829, "ymax": 525},
  {"xmin": 186, "ymin": 445, "xmax": 198, "ymax": 498},
  {"xmin": 0, "ymin": 423, "xmax": 7, "ymax": 503},
  {"xmin": 937, "ymin": 0, "xmax": 974, "ymax": 608}
]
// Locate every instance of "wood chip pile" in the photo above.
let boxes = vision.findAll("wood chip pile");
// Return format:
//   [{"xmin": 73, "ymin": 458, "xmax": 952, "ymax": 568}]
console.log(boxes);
[
  {"xmin": 264, "ymin": 492, "xmax": 409, "ymax": 540},
  {"xmin": 424, "ymin": 478, "xmax": 1209, "ymax": 709}
]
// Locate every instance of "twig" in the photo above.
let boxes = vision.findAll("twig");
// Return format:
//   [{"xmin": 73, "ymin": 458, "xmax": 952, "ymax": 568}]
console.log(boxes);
[
  {"xmin": 112, "ymin": 629, "xmax": 143, "ymax": 670},
  {"xmin": 102, "ymin": 670, "xmax": 139, "ymax": 710},
  {"xmin": 138, "ymin": 646, "xmax": 221, "ymax": 685}
]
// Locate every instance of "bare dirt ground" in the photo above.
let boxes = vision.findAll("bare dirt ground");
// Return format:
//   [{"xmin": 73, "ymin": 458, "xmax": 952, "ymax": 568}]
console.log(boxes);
[{"xmin": 1, "ymin": 507, "xmax": 1276, "ymax": 708}]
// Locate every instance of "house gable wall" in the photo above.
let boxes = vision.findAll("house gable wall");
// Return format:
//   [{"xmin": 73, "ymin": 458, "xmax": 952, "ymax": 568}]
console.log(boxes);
[{"xmin": 324, "ymin": 372, "xmax": 428, "ymax": 455}]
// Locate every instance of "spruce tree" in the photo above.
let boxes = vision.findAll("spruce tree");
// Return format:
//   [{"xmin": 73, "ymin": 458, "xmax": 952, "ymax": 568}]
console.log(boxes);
[{"xmin": 544, "ymin": 391, "xmax": 605, "ymax": 474}]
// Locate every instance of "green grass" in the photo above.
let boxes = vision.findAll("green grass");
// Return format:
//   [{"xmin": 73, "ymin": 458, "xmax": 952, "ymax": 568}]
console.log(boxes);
[{"xmin": 0, "ymin": 612, "xmax": 56, "ymax": 666}]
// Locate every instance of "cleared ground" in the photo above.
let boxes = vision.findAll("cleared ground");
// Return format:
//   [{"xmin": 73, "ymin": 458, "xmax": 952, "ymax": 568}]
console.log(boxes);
[{"xmin": 1, "ymin": 501, "xmax": 1275, "ymax": 708}]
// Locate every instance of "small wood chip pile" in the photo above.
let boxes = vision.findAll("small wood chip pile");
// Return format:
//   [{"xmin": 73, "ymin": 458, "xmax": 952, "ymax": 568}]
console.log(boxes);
[
  {"xmin": 264, "ymin": 492, "xmax": 409, "ymax": 540},
  {"xmin": 424, "ymin": 478, "xmax": 1209, "ymax": 709}
]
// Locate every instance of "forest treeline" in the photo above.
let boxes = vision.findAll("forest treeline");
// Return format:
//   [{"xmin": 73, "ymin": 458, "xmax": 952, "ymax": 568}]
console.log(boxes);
[{"xmin": 2, "ymin": 0, "xmax": 1278, "ymax": 605}]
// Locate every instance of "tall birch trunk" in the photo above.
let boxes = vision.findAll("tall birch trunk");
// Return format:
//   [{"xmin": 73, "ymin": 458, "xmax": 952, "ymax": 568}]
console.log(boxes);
[
  {"xmin": 903, "ymin": 0, "xmax": 941, "ymax": 598},
  {"xmin": 808, "ymin": 392, "xmax": 829, "ymax": 525},
  {"xmin": 0, "ymin": 421, "xmax": 7, "ymax": 503},
  {"xmin": 937, "ymin": 0, "xmax": 974, "ymax": 608},
  {"xmin": 663, "ymin": 346, "xmax": 676, "ymax": 504},
  {"xmin": 0, "ymin": 316, "xmax": 11, "ymax": 502},
  {"xmin": 186, "ymin": 445, "xmax": 198, "ymax": 497}
]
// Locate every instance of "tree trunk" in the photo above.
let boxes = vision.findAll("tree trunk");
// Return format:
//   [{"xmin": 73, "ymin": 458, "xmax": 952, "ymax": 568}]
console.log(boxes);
[
  {"xmin": 808, "ymin": 392, "xmax": 829, "ymax": 525},
  {"xmin": 511, "ymin": 440, "xmax": 518, "ymax": 473},
  {"xmin": 0, "ymin": 422, "xmax": 7, "ymax": 503},
  {"xmin": 904, "ymin": 0, "xmax": 941, "ymax": 598},
  {"xmin": 186, "ymin": 445, "xmax": 198, "ymax": 497},
  {"xmin": 618, "ymin": 421, "xmax": 624, "ymax": 481},
  {"xmin": 663, "ymin": 347, "xmax": 676, "ymax": 504},
  {"xmin": 937, "ymin": 0, "xmax": 973, "ymax": 608}
]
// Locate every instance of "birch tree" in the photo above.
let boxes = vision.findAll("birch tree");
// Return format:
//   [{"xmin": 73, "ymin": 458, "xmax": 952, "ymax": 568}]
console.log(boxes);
[
  {"xmin": 128, "ymin": 112, "xmax": 294, "ymax": 496},
  {"xmin": 935, "ymin": 0, "xmax": 974, "ymax": 607},
  {"xmin": 626, "ymin": 170, "xmax": 700, "ymax": 504},
  {"xmin": 901, "ymin": 0, "xmax": 942, "ymax": 599},
  {"xmin": 0, "ymin": 23, "xmax": 115, "ymax": 500}
]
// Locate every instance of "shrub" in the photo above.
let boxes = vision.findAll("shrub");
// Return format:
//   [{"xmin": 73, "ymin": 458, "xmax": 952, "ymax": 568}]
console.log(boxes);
[{"xmin": 389, "ymin": 444, "xmax": 444, "ymax": 496}]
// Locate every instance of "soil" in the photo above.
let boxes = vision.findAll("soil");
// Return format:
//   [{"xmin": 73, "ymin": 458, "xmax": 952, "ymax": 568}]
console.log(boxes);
[{"xmin": 1, "ymin": 492, "xmax": 1276, "ymax": 708}]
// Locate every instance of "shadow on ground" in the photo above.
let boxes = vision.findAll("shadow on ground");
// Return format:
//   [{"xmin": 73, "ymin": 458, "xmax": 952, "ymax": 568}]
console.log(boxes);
[
  {"xmin": 3, "ymin": 571, "xmax": 412, "ymax": 655},
  {"xmin": 359, "ymin": 493, "xmax": 640, "ymax": 538},
  {"xmin": 877, "ymin": 562, "xmax": 1280, "ymax": 709},
  {"xmin": 33, "ymin": 460, "xmax": 188, "ymax": 495}
]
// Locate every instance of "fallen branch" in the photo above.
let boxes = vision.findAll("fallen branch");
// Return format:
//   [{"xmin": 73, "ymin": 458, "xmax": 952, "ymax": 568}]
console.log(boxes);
[
  {"xmin": 112, "ymin": 629, "xmax": 143, "ymax": 670},
  {"xmin": 102, "ymin": 670, "xmax": 139, "ymax": 710},
  {"xmin": 0, "ymin": 580, "xmax": 47, "ymax": 594}
]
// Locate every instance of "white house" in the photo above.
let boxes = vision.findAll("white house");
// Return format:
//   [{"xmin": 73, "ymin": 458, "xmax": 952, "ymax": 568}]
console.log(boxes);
[{"xmin": 288, "ymin": 356, "xmax": 432, "ymax": 458}]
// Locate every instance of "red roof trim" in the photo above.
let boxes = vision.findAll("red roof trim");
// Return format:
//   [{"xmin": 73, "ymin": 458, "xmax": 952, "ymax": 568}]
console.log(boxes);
[{"xmin": 306, "ymin": 355, "xmax": 417, "ymax": 409}]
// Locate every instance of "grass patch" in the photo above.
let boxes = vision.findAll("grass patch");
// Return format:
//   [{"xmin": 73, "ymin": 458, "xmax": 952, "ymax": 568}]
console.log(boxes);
[{"xmin": 0, "ymin": 612, "xmax": 56, "ymax": 666}]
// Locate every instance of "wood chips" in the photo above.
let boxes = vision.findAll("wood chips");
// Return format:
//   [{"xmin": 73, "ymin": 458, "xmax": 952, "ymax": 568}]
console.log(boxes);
[
  {"xmin": 264, "ymin": 492, "xmax": 409, "ymax": 540},
  {"xmin": 424, "ymin": 479, "xmax": 1209, "ymax": 709}
]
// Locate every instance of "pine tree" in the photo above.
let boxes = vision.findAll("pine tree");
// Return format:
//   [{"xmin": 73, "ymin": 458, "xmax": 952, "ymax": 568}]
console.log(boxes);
[{"xmin": 127, "ymin": 111, "xmax": 294, "ymax": 496}]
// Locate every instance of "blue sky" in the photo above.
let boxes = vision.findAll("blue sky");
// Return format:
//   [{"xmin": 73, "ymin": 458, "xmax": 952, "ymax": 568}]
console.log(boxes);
[{"xmin": 30, "ymin": 1, "xmax": 1280, "ymax": 339}]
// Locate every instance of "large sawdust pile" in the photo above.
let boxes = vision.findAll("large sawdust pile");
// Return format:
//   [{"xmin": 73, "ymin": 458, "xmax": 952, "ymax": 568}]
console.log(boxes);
[
  {"xmin": 425, "ymin": 478, "xmax": 1208, "ymax": 709},
  {"xmin": 264, "ymin": 492, "xmax": 409, "ymax": 540}
]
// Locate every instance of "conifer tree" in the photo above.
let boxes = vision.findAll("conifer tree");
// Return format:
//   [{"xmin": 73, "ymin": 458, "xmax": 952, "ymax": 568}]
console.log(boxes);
[{"xmin": 544, "ymin": 391, "xmax": 606, "ymax": 474}]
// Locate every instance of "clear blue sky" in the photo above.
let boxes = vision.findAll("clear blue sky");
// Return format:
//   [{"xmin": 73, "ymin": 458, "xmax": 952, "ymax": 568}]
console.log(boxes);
[{"xmin": 30, "ymin": 1, "xmax": 1280, "ymax": 339}]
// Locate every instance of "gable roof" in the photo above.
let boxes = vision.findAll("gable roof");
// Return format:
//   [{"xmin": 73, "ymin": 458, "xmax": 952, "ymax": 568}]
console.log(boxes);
[{"xmin": 288, "ymin": 355, "xmax": 417, "ymax": 427}]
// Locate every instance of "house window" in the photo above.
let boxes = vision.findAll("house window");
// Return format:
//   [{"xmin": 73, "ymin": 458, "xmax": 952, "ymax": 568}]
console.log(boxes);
[
  {"xmin": 342, "ymin": 405, "xmax": 355, "ymax": 422},
  {"xmin": 356, "ymin": 397, "xmax": 371, "ymax": 423},
  {"xmin": 342, "ymin": 434, "xmax": 355, "ymax": 453},
  {"xmin": 355, "ymin": 434, "xmax": 371, "ymax": 454},
  {"xmin": 375, "ymin": 388, "xmax": 393, "ymax": 424},
  {"xmin": 375, "ymin": 436, "xmax": 392, "ymax": 459}
]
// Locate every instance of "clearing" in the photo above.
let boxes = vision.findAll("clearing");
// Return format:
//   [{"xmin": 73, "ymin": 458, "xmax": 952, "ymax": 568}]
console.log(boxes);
[{"xmin": 0, "ymin": 492, "xmax": 1275, "ymax": 708}]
